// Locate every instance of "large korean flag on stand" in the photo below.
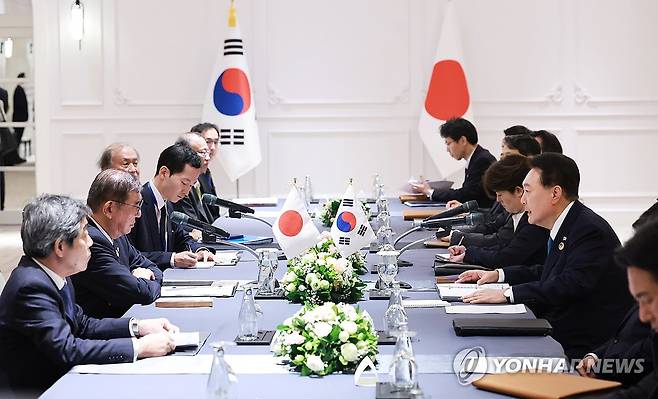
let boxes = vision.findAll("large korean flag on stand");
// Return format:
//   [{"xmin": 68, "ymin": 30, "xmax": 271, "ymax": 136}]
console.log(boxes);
[
  {"xmin": 202, "ymin": 0, "xmax": 261, "ymax": 181},
  {"xmin": 331, "ymin": 184, "xmax": 376, "ymax": 258},
  {"xmin": 418, "ymin": 1, "xmax": 473, "ymax": 179},
  {"xmin": 273, "ymin": 186, "xmax": 320, "ymax": 258}
]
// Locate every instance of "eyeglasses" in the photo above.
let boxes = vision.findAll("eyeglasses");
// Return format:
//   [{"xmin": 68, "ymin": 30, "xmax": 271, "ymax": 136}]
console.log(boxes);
[
  {"xmin": 197, "ymin": 150, "xmax": 211, "ymax": 159},
  {"xmin": 112, "ymin": 200, "xmax": 143, "ymax": 214}
]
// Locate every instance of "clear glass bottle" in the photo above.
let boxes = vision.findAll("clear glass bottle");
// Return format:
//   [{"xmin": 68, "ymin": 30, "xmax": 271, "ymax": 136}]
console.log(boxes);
[
  {"xmin": 304, "ymin": 175, "xmax": 313, "ymax": 205},
  {"xmin": 389, "ymin": 324, "xmax": 417, "ymax": 390},
  {"xmin": 376, "ymin": 249, "xmax": 399, "ymax": 293},
  {"xmin": 372, "ymin": 174, "xmax": 381, "ymax": 199},
  {"xmin": 238, "ymin": 285, "xmax": 260, "ymax": 341},
  {"xmin": 384, "ymin": 283, "xmax": 408, "ymax": 335},
  {"xmin": 376, "ymin": 225, "xmax": 393, "ymax": 251},
  {"xmin": 206, "ymin": 341, "xmax": 238, "ymax": 399}
]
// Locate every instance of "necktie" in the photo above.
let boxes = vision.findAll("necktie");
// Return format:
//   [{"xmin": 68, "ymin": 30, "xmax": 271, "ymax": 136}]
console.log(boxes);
[
  {"xmin": 60, "ymin": 283, "xmax": 76, "ymax": 322},
  {"xmin": 547, "ymin": 237, "xmax": 554, "ymax": 256},
  {"xmin": 113, "ymin": 241, "xmax": 120, "ymax": 258},
  {"xmin": 159, "ymin": 205, "xmax": 168, "ymax": 251}
]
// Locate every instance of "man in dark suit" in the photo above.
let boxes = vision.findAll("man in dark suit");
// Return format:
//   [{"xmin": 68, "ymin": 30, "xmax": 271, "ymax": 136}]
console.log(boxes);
[
  {"xmin": 448, "ymin": 155, "xmax": 548, "ymax": 268},
  {"xmin": 128, "ymin": 143, "xmax": 213, "ymax": 270},
  {"xmin": 72, "ymin": 169, "xmax": 162, "ymax": 318},
  {"xmin": 12, "ymin": 73, "xmax": 28, "ymax": 148},
  {"xmin": 173, "ymin": 132, "xmax": 214, "ymax": 224},
  {"xmin": 191, "ymin": 123, "xmax": 220, "ymax": 214},
  {"xmin": 411, "ymin": 118, "xmax": 496, "ymax": 208},
  {"xmin": 457, "ymin": 153, "xmax": 634, "ymax": 359},
  {"xmin": 0, "ymin": 194, "xmax": 177, "ymax": 396}
]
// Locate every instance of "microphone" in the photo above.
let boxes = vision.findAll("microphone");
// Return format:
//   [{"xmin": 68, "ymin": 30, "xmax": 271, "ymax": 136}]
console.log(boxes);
[
  {"xmin": 201, "ymin": 194, "xmax": 255, "ymax": 214},
  {"xmin": 170, "ymin": 211, "xmax": 230, "ymax": 239},
  {"xmin": 424, "ymin": 200, "xmax": 479, "ymax": 222},
  {"xmin": 420, "ymin": 213, "xmax": 485, "ymax": 229}
]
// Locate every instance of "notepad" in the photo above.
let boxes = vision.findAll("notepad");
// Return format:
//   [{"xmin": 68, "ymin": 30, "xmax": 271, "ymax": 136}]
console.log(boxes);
[
  {"xmin": 445, "ymin": 304, "xmax": 526, "ymax": 314},
  {"xmin": 160, "ymin": 281, "xmax": 237, "ymax": 298},
  {"xmin": 231, "ymin": 197, "xmax": 278, "ymax": 207},
  {"xmin": 437, "ymin": 283, "xmax": 509, "ymax": 302},
  {"xmin": 402, "ymin": 299, "xmax": 450, "ymax": 308},
  {"xmin": 173, "ymin": 332, "xmax": 200, "ymax": 347},
  {"xmin": 155, "ymin": 297, "xmax": 213, "ymax": 308}
]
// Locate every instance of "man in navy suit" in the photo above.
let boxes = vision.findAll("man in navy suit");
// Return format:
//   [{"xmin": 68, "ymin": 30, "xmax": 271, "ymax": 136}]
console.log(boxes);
[
  {"xmin": 0, "ymin": 194, "xmax": 177, "ymax": 396},
  {"xmin": 457, "ymin": 153, "xmax": 633, "ymax": 359},
  {"xmin": 128, "ymin": 143, "xmax": 213, "ymax": 270},
  {"xmin": 448, "ymin": 155, "xmax": 548, "ymax": 268},
  {"xmin": 72, "ymin": 169, "xmax": 163, "ymax": 319},
  {"xmin": 173, "ymin": 132, "xmax": 215, "ymax": 224},
  {"xmin": 411, "ymin": 118, "xmax": 497, "ymax": 208}
]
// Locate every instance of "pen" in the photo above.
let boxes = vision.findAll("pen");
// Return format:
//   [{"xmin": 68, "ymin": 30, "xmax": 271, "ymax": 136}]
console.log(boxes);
[{"xmin": 457, "ymin": 236, "xmax": 464, "ymax": 247}]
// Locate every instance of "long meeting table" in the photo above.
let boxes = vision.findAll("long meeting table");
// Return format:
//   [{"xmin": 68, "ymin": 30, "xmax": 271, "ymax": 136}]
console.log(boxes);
[{"xmin": 42, "ymin": 199, "xmax": 565, "ymax": 398}]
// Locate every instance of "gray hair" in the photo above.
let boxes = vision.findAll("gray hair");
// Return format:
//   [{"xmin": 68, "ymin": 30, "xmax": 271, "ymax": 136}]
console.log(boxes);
[
  {"xmin": 22, "ymin": 194, "xmax": 90, "ymax": 258},
  {"xmin": 87, "ymin": 169, "xmax": 142, "ymax": 212},
  {"xmin": 175, "ymin": 132, "xmax": 204, "ymax": 148},
  {"xmin": 97, "ymin": 143, "xmax": 140, "ymax": 170}
]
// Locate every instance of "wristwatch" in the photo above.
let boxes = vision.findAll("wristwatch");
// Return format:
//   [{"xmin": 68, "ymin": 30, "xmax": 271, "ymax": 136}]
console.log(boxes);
[
  {"xmin": 503, "ymin": 288, "xmax": 512, "ymax": 303},
  {"xmin": 130, "ymin": 318, "xmax": 140, "ymax": 337}
]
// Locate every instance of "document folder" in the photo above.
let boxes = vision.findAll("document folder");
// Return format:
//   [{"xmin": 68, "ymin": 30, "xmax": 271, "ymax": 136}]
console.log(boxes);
[{"xmin": 452, "ymin": 318, "xmax": 552, "ymax": 336}]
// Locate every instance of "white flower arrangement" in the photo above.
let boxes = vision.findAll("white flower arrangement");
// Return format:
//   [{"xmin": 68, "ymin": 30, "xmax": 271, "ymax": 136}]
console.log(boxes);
[
  {"xmin": 272, "ymin": 302, "xmax": 379, "ymax": 377},
  {"xmin": 281, "ymin": 232, "xmax": 367, "ymax": 305}
]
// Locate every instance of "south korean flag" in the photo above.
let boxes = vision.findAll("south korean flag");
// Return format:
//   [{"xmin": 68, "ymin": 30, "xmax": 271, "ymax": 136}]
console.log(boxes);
[{"xmin": 331, "ymin": 183, "xmax": 376, "ymax": 257}]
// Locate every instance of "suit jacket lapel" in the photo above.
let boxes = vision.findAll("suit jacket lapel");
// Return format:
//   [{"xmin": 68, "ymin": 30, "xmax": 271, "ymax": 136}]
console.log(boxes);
[
  {"xmin": 541, "ymin": 201, "xmax": 583, "ymax": 279},
  {"xmin": 142, "ymin": 184, "xmax": 163, "ymax": 250}
]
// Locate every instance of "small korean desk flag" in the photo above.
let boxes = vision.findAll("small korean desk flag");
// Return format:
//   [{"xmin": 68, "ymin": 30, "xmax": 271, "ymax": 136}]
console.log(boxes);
[
  {"xmin": 202, "ymin": 0, "xmax": 261, "ymax": 181},
  {"xmin": 273, "ymin": 186, "xmax": 320, "ymax": 258},
  {"xmin": 418, "ymin": 1, "xmax": 473, "ymax": 179},
  {"xmin": 331, "ymin": 184, "xmax": 376, "ymax": 258}
]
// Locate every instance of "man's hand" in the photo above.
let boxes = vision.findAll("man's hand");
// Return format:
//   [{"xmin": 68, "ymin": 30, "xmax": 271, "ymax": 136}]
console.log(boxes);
[
  {"xmin": 462, "ymin": 288, "xmax": 506, "ymax": 304},
  {"xmin": 138, "ymin": 318, "xmax": 180, "ymax": 335},
  {"xmin": 576, "ymin": 355, "xmax": 598, "ymax": 378},
  {"xmin": 173, "ymin": 251, "xmax": 198, "ymax": 268},
  {"xmin": 456, "ymin": 270, "xmax": 500, "ymax": 284},
  {"xmin": 410, "ymin": 181, "xmax": 431, "ymax": 196},
  {"xmin": 195, "ymin": 250, "xmax": 214, "ymax": 262},
  {"xmin": 448, "ymin": 245, "xmax": 466, "ymax": 262},
  {"xmin": 446, "ymin": 200, "xmax": 462, "ymax": 209},
  {"xmin": 189, "ymin": 229, "xmax": 203, "ymax": 241},
  {"xmin": 136, "ymin": 332, "xmax": 176, "ymax": 359},
  {"xmin": 132, "ymin": 267, "xmax": 155, "ymax": 280}
]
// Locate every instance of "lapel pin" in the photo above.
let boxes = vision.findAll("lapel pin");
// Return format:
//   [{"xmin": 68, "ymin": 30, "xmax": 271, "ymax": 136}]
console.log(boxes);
[{"xmin": 558, "ymin": 242, "xmax": 565, "ymax": 251}]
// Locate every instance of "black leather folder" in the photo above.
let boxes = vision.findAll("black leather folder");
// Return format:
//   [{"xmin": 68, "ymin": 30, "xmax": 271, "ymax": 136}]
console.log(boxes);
[
  {"xmin": 434, "ymin": 261, "xmax": 492, "ymax": 276},
  {"xmin": 452, "ymin": 318, "xmax": 552, "ymax": 336}
]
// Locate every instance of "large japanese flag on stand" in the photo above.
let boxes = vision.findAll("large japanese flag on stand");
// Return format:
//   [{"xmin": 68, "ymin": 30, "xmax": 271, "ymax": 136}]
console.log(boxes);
[
  {"xmin": 273, "ymin": 186, "xmax": 320, "ymax": 258},
  {"xmin": 331, "ymin": 184, "xmax": 376, "ymax": 258},
  {"xmin": 202, "ymin": 0, "xmax": 261, "ymax": 181},
  {"xmin": 418, "ymin": 2, "xmax": 473, "ymax": 179}
]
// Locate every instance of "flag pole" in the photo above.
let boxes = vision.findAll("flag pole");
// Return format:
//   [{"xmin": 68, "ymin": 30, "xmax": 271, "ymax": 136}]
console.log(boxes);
[{"xmin": 236, "ymin": 178, "xmax": 240, "ymax": 198}]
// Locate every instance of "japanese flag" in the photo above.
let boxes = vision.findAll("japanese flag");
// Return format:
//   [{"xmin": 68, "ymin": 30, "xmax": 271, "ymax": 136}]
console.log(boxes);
[
  {"xmin": 331, "ymin": 184, "xmax": 376, "ymax": 257},
  {"xmin": 418, "ymin": 2, "xmax": 473, "ymax": 179},
  {"xmin": 272, "ymin": 186, "xmax": 320, "ymax": 258}
]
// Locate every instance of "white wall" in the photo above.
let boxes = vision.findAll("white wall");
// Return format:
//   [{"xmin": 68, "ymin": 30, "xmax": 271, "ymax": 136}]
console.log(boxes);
[{"xmin": 33, "ymin": 0, "xmax": 658, "ymax": 238}]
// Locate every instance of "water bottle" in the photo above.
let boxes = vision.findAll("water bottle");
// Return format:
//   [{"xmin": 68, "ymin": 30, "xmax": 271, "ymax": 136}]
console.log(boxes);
[
  {"xmin": 384, "ymin": 283, "xmax": 408, "ymax": 335},
  {"xmin": 372, "ymin": 174, "xmax": 381, "ymax": 199},
  {"xmin": 238, "ymin": 285, "xmax": 259, "ymax": 340},
  {"xmin": 376, "ymin": 249, "xmax": 399, "ymax": 293},
  {"xmin": 304, "ymin": 175, "xmax": 313, "ymax": 205},
  {"xmin": 206, "ymin": 342, "xmax": 238, "ymax": 399},
  {"xmin": 390, "ymin": 324, "xmax": 417, "ymax": 390}
]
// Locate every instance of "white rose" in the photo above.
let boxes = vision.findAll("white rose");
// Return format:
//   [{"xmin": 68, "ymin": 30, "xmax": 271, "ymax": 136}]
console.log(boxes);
[
  {"xmin": 339, "ymin": 330, "xmax": 350, "ymax": 342},
  {"xmin": 316, "ymin": 303, "xmax": 337, "ymax": 321},
  {"xmin": 284, "ymin": 331, "xmax": 305, "ymax": 345},
  {"xmin": 281, "ymin": 271, "xmax": 296, "ymax": 284},
  {"xmin": 305, "ymin": 273, "xmax": 318, "ymax": 285},
  {"xmin": 299, "ymin": 285, "xmax": 306, "ymax": 292},
  {"xmin": 332, "ymin": 258, "xmax": 348, "ymax": 274},
  {"xmin": 306, "ymin": 355, "xmax": 325, "ymax": 373},
  {"xmin": 319, "ymin": 280, "xmax": 330, "ymax": 290},
  {"xmin": 286, "ymin": 283, "xmax": 297, "ymax": 292},
  {"xmin": 313, "ymin": 321, "xmax": 332, "ymax": 338},
  {"xmin": 340, "ymin": 320, "xmax": 358, "ymax": 335},
  {"xmin": 339, "ymin": 304, "xmax": 358, "ymax": 321},
  {"xmin": 340, "ymin": 343, "xmax": 359, "ymax": 362}
]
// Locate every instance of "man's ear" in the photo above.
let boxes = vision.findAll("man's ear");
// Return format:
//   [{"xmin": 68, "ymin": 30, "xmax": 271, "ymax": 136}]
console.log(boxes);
[
  {"xmin": 102, "ymin": 201, "xmax": 113, "ymax": 219},
  {"xmin": 551, "ymin": 186, "xmax": 564, "ymax": 204},
  {"xmin": 53, "ymin": 238, "xmax": 65, "ymax": 258},
  {"xmin": 158, "ymin": 166, "xmax": 170, "ymax": 179}
]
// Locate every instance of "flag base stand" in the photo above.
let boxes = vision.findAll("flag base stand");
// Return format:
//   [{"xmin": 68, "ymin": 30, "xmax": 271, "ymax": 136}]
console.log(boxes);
[
  {"xmin": 254, "ymin": 288, "xmax": 286, "ymax": 300},
  {"xmin": 234, "ymin": 330, "xmax": 275, "ymax": 345}
]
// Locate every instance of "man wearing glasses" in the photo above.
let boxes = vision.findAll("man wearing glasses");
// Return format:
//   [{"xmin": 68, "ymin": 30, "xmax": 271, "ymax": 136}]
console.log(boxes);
[
  {"xmin": 71, "ymin": 169, "xmax": 163, "ymax": 319},
  {"xmin": 191, "ymin": 123, "xmax": 221, "ymax": 219},
  {"xmin": 173, "ymin": 132, "xmax": 215, "ymax": 224}
]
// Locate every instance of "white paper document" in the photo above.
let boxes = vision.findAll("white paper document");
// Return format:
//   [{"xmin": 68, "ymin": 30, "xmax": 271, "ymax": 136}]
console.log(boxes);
[
  {"xmin": 437, "ymin": 283, "xmax": 509, "ymax": 301},
  {"xmin": 231, "ymin": 197, "xmax": 278, "ymax": 206},
  {"xmin": 445, "ymin": 304, "xmax": 527, "ymax": 314},
  {"xmin": 402, "ymin": 299, "xmax": 450, "ymax": 308},
  {"xmin": 173, "ymin": 332, "xmax": 200, "ymax": 347},
  {"xmin": 160, "ymin": 281, "xmax": 237, "ymax": 297}
]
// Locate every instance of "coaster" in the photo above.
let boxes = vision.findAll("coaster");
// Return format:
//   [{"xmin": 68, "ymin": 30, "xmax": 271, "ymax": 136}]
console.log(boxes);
[
  {"xmin": 369, "ymin": 289, "xmax": 391, "ymax": 300},
  {"xmin": 376, "ymin": 330, "xmax": 396, "ymax": 345},
  {"xmin": 369, "ymin": 242, "xmax": 381, "ymax": 253},
  {"xmin": 375, "ymin": 382, "xmax": 420, "ymax": 399},
  {"xmin": 254, "ymin": 288, "xmax": 286, "ymax": 300},
  {"xmin": 234, "ymin": 330, "xmax": 275, "ymax": 345}
]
